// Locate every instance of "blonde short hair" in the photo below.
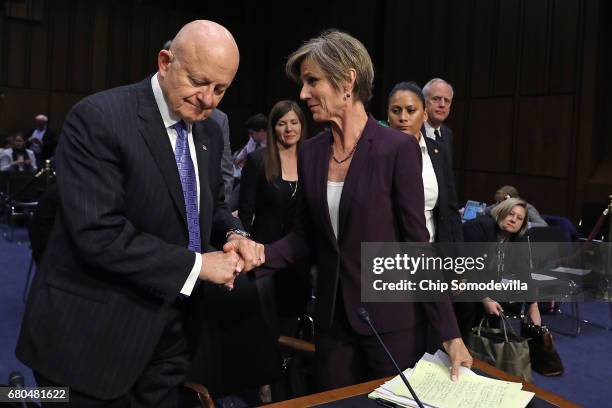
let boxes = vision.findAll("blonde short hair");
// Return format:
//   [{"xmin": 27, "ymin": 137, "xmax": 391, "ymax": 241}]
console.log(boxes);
[
  {"xmin": 491, "ymin": 197, "xmax": 529, "ymax": 236},
  {"xmin": 285, "ymin": 29, "xmax": 374, "ymax": 104}
]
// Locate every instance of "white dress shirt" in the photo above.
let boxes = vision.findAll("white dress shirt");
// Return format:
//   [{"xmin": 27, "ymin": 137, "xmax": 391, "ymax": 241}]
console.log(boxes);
[
  {"xmin": 419, "ymin": 135, "xmax": 438, "ymax": 242},
  {"xmin": 29, "ymin": 127, "xmax": 47, "ymax": 154},
  {"xmin": 424, "ymin": 121, "xmax": 441, "ymax": 142},
  {"xmin": 151, "ymin": 73, "xmax": 201, "ymax": 296}
]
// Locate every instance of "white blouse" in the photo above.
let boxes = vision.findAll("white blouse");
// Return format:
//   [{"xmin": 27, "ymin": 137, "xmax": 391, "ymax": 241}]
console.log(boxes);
[
  {"xmin": 419, "ymin": 135, "xmax": 439, "ymax": 242},
  {"xmin": 327, "ymin": 181, "xmax": 344, "ymax": 239}
]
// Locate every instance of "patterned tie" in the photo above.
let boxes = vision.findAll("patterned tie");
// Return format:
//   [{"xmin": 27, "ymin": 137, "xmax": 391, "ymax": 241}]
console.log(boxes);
[{"xmin": 172, "ymin": 121, "xmax": 201, "ymax": 252}]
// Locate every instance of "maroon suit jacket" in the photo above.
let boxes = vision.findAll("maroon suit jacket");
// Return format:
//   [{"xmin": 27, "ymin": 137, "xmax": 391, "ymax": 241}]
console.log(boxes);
[{"xmin": 263, "ymin": 117, "xmax": 459, "ymax": 341}]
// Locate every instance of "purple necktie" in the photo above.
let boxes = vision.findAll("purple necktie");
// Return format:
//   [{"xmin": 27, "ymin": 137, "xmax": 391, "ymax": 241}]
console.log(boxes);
[{"xmin": 172, "ymin": 121, "xmax": 201, "ymax": 252}]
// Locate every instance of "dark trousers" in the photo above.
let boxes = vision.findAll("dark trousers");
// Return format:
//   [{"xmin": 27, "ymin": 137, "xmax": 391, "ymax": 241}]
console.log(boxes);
[
  {"xmin": 453, "ymin": 302, "xmax": 483, "ymax": 340},
  {"xmin": 35, "ymin": 302, "xmax": 189, "ymax": 407},
  {"xmin": 314, "ymin": 301, "xmax": 425, "ymax": 392}
]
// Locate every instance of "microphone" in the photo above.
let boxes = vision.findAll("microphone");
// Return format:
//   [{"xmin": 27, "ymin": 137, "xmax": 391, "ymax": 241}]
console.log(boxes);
[
  {"xmin": 357, "ymin": 307, "xmax": 425, "ymax": 408},
  {"xmin": 8, "ymin": 371, "xmax": 24, "ymax": 388},
  {"xmin": 8, "ymin": 371, "xmax": 28, "ymax": 408}
]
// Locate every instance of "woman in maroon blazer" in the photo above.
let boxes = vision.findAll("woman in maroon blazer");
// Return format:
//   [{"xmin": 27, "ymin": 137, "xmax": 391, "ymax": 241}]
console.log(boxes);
[{"xmin": 261, "ymin": 30, "xmax": 472, "ymax": 391}]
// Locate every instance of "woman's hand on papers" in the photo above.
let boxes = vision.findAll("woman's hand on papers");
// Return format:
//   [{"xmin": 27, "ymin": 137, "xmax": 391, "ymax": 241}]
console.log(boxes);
[{"xmin": 442, "ymin": 337, "xmax": 473, "ymax": 382}]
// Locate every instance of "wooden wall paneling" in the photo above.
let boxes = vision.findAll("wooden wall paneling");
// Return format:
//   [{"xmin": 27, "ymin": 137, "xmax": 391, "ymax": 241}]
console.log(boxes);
[
  {"xmin": 519, "ymin": 0, "xmax": 549, "ymax": 95},
  {"xmin": 444, "ymin": 0, "xmax": 471, "ymax": 97},
  {"xmin": 446, "ymin": 99, "xmax": 465, "ymax": 169},
  {"xmin": 4, "ymin": 0, "xmax": 45, "ymax": 21},
  {"xmin": 49, "ymin": 0, "xmax": 72, "ymax": 91},
  {"xmin": 466, "ymin": 97, "xmax": 514, "ymax": 172},
  {"xmin": 141, "ymin": 5, "xmax": 162, "ymax": 78},
  {"xmin": 461, "ymin": 171, "xmax": 568, "ymax": 214},
  {"xmin": 549, "ymin": 0, "xmax": 580, "ymax": 94},
  {"xmin": 459, "ymin": 171, "xmax": 502, "ymax": 204},
  {"xmin": 29, "ymin": 4, "xmax": 50, "ymax": 89},
  {"xmin": 470, "ymin": 0, "xmax": 495, "ymax": 97},
  {"xmin": 494, "ymin": 0, "xmax": 520, "ymax": 96},
  {"xmin": 6, "ymin": 19, "xmax": 27, "ymax": 87},
  {"xmin": 49, "ymin": 91, "xmax": 83, "ymax": 132},
  {"xmin": 562, "ymin": 0, "xmax": 585, "ymax": 218},
  {"xmin": 380, "ymin": 0, "xmax": 414, "ymax": 101},
  {"xmin": 513, "ymin": 175, "xmax": 569, "ymax": 215},
  {"xmin": 428, "ymin": 0, "xmax": 450, "ymax": 78},
  {"xmin": 259, "ymin": 19, "xmax": 299, "ymax": 110},
  {"xmin": 71, "ymin": 1, "xmax": 94, "ymax": 93},
  {"xmin": 146, "ymin": 6, "xmax": 174, "ymax": 74},
  {"xmin": 516, "ymin": 95, "xmax": 573, "ymax": 178},
  {"xmin": 594, "ymin": 1, "xmax": 612, "ymax": 185},
  {"xmin": 91, "ymin": 0, "xmax": 109, "ymax": 92},
  {"xmin": 0, "ymin": 88, "xmax": 48, "ymax": 135},
  {"xmin": 128, "ymin": 6, "xmax": 147, "ymax": 84},
  {"xmin": 107, "ymin": 2, "xmax": 131, "ymax": 87},
  {"xmin": 358, "ymin": 1, "xmax": 388, "ymax": 112},
  {"xmin": 406, "ymin": 0, "xmax": 433, "ymax": 85},
  {"xmin": 0, "ymin": 12, "xmax": 5, "ymax": 85},
  {"xmin": 575, "ymin": 0, "xmax": 606, "ymax": 212}
]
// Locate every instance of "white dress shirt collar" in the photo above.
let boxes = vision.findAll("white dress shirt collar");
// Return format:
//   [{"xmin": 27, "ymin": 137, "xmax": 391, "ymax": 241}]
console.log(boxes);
[
  {"xmin": 424, "ymin": 121, "xmax": 440, "ymax": 141},
  {"xmin": 151, "ymin": 73, "xmax": 190, "ymax": 132}
]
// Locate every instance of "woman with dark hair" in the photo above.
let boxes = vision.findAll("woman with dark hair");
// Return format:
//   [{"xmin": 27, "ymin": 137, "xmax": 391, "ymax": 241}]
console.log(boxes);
[
  {"xmin": 260, "ymin": 30, "xmax": 471, "ymax": 391},
  {"xmin": 239, "ymin": 100, "xmax": 311, "ymax": 328},
  {"xmin": 0, "ymin": 133, "xmax": 37, "ymax": 172},
  {"xmin": 386, "ymin": 81, "xmax": 462, "ymax": 243}
]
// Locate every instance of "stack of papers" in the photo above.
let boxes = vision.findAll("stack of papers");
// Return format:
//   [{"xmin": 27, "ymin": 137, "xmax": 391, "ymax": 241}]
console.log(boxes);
[
  {"xmin": 550, "ymin": 266, "xmax": 591, "ymax": 276},
  {"xmin": 368, "ymin": 351, "xmax": 534, "ymax": 408}
]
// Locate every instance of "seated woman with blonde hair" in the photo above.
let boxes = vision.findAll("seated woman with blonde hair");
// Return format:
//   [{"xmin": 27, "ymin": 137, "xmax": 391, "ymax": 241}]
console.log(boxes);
[{"xmin": 460, "ymin": 197, "xmax": 541, "ymax": 337}]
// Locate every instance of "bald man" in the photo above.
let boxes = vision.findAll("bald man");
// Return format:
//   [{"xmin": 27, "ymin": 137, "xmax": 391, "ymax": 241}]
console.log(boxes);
[
  {"xmin": 17, "ymin": 20, "xmax": 263, "ymax": 406},
  {"xmin": 25, "ymin": 113, "xmax": 58, "ymax": 168}
]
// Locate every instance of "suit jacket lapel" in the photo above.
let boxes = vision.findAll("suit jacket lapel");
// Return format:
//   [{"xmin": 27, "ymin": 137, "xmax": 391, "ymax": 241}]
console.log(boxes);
[
  {"xmin": 312, "ymin": 130, "xmax": 338, "ymax": 247},
  {"xmin": 425, "ymin": 138, "xmax": 443, "ymax": 189},
  {"xmin": 192, "ymin": 122, "xmax": 211, "ymax": 227},
  {"xmin": 136, "ymin": 81, "xmax": 187, "ymax": 230},
  {"xmin": 337, "ymin": 116, "xmax": 375, "ymax": 241}
]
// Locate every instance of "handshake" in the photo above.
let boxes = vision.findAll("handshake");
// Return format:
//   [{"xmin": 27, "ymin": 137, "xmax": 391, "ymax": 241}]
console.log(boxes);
[{"xmin": 198, "ymin": 234, "xmax": 265, "ymax": 290}]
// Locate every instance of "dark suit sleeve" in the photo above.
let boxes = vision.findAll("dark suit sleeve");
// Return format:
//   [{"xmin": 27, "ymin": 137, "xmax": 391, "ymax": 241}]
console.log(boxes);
[
  {"xmin": 207, "ymin": 121, "xmax": 243, "ymax": 250},
  {"xmin": 440, "ymin": 143, "xmax": 463, "ymax": 240},
  {"xmin": 56, "ymin": 99, "xmax": 194, "ymax": 302},
  {"xmin": 443, "ymin": 125, "xmax": 454, "ymax": 168},
  {"xmin": 393, "ymin": 137, "xmax": 429, "ymax": 242},
  {"xmin": 238, "ymin": 152, "xmax": 259, "ymax": 233},
  {"xmin": 218, "ymin": 113, "xmax": 235, "ymax": 204},
  {"xmin": 462, "ymin": 217, "xmax": 489, "ymax": 242}
]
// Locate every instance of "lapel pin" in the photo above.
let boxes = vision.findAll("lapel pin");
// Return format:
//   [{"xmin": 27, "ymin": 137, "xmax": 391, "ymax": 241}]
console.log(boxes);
[
  {"xmin": 202, "ymin": 144, "xmax": 208, "ymax": 151},
  {"xmin": 434, "ymin": 148, "xmax": 439, "ymax": 154}
]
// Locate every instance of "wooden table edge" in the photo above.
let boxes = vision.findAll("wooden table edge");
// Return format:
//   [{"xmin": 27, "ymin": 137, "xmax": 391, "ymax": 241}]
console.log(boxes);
[{"xmin": 263, "ymin": 358, "xmax": 582, "ymax": 407}]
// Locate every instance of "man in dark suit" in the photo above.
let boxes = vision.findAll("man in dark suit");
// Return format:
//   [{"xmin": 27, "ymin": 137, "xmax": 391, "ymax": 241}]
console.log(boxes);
[
  {"xmin": 25, "ymin": 114, "xmax": 58, "ymax": 169},
  {"xmin": 422, "ymin": 78, "xmax": 460, "ymax": 209},
  {"xmin": 422, "ymin": 78, "xmax": 455, "ymax": 168},
  {"xmin": 17, "ymin": 20, "xmax": 263, "ymax": 407},
  {"xmin": 209, "ymin": 108, "xmax": 235, "ymax": 205}
]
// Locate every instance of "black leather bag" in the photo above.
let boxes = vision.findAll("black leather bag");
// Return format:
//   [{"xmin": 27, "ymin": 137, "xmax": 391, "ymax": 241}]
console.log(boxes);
[{"xmin": 521, "ymin": 320, "xmax": 564, "ymax": 376}]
